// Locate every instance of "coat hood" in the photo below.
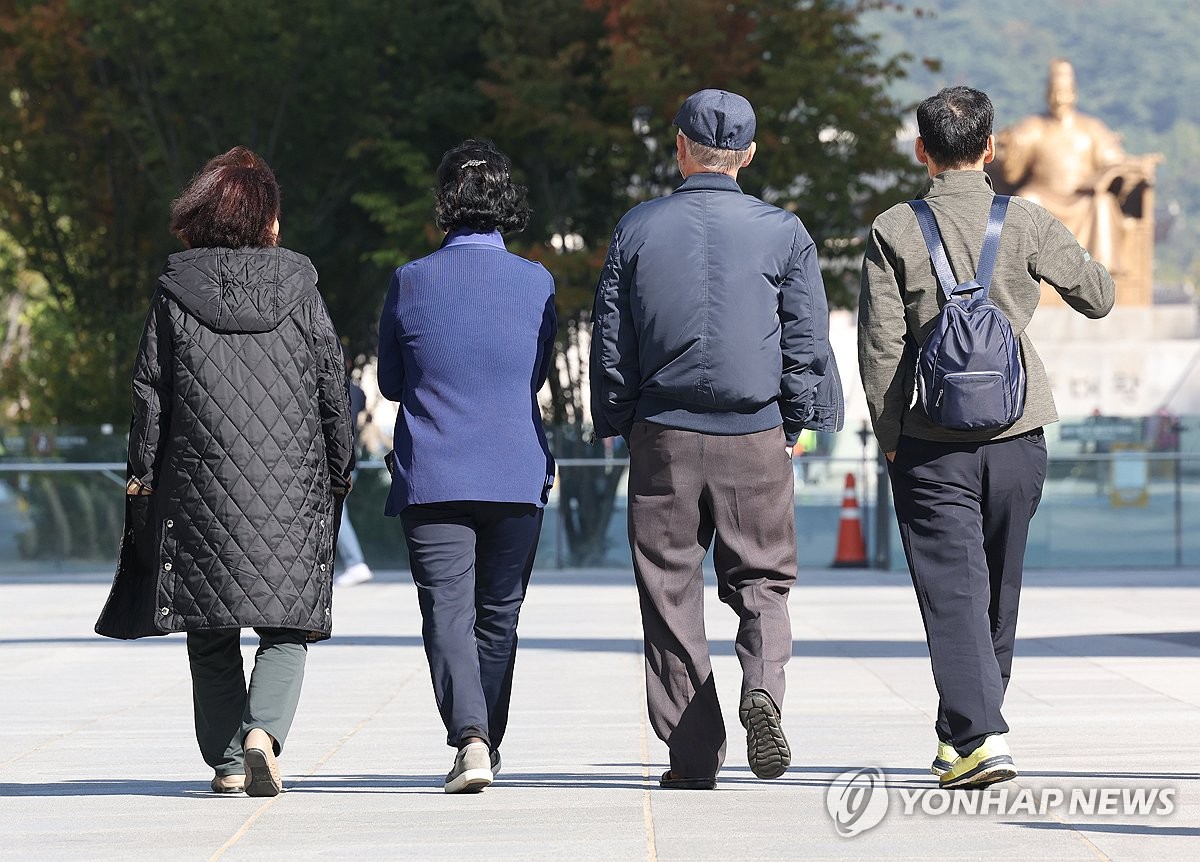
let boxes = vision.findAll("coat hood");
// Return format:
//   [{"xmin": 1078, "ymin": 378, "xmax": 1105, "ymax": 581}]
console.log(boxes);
[{"xmin": 158, "ymin": 246, "xmax": 319, "ymax": 333}]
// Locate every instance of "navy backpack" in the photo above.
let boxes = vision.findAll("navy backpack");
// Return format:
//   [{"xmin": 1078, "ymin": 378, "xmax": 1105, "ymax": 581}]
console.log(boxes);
[{"xmin": 907, "ymin": 196, "xmax": 1026, "ymax": 431}]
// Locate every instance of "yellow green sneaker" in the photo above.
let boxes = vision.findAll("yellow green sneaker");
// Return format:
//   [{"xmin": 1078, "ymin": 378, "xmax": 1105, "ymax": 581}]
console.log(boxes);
[
  {"xmin": 930, "ymin": 740, "xmax": 957, "ymax": 776},
  {"xmin": 939, "ymin": 734, "xmax": 1017, "ymax": 789}
]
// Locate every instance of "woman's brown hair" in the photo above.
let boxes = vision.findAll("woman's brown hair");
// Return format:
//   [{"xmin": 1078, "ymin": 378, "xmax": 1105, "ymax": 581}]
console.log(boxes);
[{"xmin": 170, "ymin": 146, "xmax": 280, "ymax": 249}]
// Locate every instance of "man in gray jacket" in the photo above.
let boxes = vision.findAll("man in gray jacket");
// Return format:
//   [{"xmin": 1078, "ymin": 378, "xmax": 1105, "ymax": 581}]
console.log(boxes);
[
  {"xmin": 859, "ymin": 86, "xmax": 1114, "ymax": 789},
  {"xmin": 591, "ymin": 89, "xmax": 843, "ymax": 789}
]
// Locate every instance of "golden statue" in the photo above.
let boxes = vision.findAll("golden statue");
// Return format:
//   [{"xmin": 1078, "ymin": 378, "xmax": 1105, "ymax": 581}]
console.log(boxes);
[{"xmin": 991, "ymin": 60, "xmax": 1160, "ymax": 305}]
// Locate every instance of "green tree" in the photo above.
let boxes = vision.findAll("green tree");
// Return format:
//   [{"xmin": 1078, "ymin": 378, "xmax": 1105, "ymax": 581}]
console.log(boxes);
[
  {"xmin": 0, "ymin": 0, "xmax": 486, "ymax": 423},
  {"xmin": 0, "ymin": 0, "xmax": 155, "ymax": 422}
]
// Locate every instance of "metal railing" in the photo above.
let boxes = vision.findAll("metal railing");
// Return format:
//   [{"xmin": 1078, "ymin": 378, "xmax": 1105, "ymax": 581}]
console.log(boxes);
[{"xmin": 3, "ymin": 448, "xmax": 1198, "ymax": 574}]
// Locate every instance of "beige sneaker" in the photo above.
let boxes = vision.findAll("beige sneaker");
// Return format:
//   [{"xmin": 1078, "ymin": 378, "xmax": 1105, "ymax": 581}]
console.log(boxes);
[
  {"xmin": 210, "ymin": 774, "xmax": 245, "ymax": 794},
  {"xmin": 444, "ymin": 742, "xmax": 493, "ymax": 794},
  {"xmin": 243, "ymin": 728, "xmax": 283, "ymax": 797}
]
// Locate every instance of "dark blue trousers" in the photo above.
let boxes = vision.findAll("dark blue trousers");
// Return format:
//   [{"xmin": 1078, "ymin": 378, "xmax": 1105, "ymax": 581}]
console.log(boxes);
[
  {"xmin": 400, "ymin": 501, "xmax": 543, "ymax": 749},
  {"xmin": 888, "ymin": 430, "xmax": 1047, "ymax": 756}
]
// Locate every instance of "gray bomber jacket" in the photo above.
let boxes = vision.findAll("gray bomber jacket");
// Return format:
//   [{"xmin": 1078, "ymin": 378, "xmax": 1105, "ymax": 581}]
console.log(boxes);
[
  {"xmin": 590, "ymin": 172, "xmax": 844, "ymax": 445},
  {"xmin": 858, "ymin": 170, "xmax": 1116, "ymax": 452}
]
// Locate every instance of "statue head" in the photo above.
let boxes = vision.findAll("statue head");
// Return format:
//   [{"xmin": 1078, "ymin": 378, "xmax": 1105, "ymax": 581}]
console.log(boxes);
[{"xmin": 1046, "ymin": 59, "xmax": 1077, "ymax": 119}]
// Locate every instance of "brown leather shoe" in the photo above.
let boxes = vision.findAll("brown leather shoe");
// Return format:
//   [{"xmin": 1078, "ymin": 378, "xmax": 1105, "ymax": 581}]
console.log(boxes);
[
  {"xmin": 210, "ymin": 774, "xmax": 245, "ymax": 794},
  {"xmin": 243, "ymin": 728, "xmax": 283, "ymax": 797}
]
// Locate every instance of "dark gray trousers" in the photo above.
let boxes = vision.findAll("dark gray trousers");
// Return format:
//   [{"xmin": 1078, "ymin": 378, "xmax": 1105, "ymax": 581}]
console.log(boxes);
[
  {"xmin": 888, "ymin": 431, "xmax": 1047, "ymax": 757},
  {"xmin": 627, "ymin": 422, "xmax": 797, "ymax": 779},
  {"xmin": 401, "ymin": 501, "xmax": 543, "ymax": 750},
  {"xmin": 186, "ymin": 627, "xmax": 308, "ymax": 777}
]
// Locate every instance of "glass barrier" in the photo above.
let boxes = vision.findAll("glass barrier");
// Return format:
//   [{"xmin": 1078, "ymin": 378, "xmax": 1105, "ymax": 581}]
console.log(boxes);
[{"xmin": 3, "ymin": 448, "xmax": 1197, "ymax": 575}]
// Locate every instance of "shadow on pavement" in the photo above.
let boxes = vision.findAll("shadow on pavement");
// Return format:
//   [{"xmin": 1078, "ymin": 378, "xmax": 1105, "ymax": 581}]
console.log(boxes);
[
  {"xmin": 0, "ymin": 779, "xmax": 240, "ymax": 798},
  {"xmin": 466, "ymin": 773, "xmax": 648, "ymax": 791},
  {"xmin": 1007, "ymin": 822, "xmax": 1200, "ymax": 837},
  {"xmin": 607, "ymin": 763, "xmax": 1200, "ymax": 787},
  {"xmin": 782, "ymin": 765, "xmax": 1200, "ymax": 783},
  {"xmin": 3, "ymin": 765, "xmax": 1195, "ymax": 798},
  {"xmin": 0, "ymin": 773, "xmax": 652, "ymax": 797}
]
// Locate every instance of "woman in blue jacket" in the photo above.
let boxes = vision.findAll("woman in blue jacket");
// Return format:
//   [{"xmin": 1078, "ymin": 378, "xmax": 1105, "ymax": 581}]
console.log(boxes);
[{"xmin": 377, "ymin": 139, "xmax": 556, "ymax": 793}]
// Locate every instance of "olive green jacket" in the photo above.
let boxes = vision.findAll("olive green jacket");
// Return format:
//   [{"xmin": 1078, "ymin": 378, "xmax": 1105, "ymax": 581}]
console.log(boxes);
[{"xmin": 858, "ymin": 170, "xmax": 1115, "ymax": 452}]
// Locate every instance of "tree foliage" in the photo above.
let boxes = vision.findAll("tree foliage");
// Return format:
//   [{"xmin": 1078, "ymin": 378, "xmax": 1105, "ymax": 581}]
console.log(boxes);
[
  {"xmin": 1, "ymin": 1, "xmax": 917, "ymax": 561},
  {"xmin": 0, "ymin": 0, "xmax": 486, "ymax": 422}
]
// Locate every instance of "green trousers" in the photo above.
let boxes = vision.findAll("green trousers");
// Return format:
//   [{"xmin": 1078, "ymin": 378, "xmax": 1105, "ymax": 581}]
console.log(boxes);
[{"xmin": 186, "ymin": 627, "xmax": 308, "ymax": 777}]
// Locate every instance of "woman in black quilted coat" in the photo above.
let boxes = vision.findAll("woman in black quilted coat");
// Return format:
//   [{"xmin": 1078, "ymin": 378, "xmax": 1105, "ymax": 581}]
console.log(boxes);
[{"xmin": 95, "ymin": 147, "xmax": 354, "ymax": 797}]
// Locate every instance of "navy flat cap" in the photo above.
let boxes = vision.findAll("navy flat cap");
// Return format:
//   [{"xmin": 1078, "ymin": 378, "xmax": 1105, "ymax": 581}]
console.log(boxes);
[{"xmin": 673, "ymin": 89, "xmax": 756, "ymax": 150}]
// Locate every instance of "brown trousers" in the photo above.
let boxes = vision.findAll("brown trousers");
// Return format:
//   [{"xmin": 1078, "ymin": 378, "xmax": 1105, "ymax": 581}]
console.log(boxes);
[{"xmin": 627, "ymin": 422, "xmax": 797, "ymax": 778}]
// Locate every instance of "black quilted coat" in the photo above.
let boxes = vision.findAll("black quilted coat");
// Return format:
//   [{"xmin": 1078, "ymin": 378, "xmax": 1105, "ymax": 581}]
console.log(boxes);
[{"xmin": 96, "ymin": 247, "xmax": 354, "ymax": 641}]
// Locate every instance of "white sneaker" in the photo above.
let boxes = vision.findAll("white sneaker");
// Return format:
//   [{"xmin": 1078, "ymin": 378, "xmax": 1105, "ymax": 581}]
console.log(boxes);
[
  {"xmin": 334, "ymin": 563, "xmax": 373, "ymax": 587},
  {"xmin": 444, "ymin": 742, "xmax": 493, "ymax": 794}
]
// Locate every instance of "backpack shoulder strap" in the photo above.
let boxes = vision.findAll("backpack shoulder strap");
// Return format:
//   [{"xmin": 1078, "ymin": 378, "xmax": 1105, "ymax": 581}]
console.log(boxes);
[
  {"xmin": 906, "ymin": 199, "xmax": 957, "ymax": 300},
  {"xmin": 974, "ymin": 195, "xmax": 1011, "ymax": 290},
  {"xmin": 909, "ymin": 196, "xmax": 1012, "ymax": 299}
]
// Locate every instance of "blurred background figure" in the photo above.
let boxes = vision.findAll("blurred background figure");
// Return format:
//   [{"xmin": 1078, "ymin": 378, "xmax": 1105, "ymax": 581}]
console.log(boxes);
[{"xmin": 335, "ymin": 355, "xmax": 375, "ymax": 587}]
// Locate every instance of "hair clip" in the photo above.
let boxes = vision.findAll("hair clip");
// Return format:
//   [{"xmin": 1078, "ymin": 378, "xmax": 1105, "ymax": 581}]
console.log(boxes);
[{"xmin": 461, "ymin": 159, "xmax": 487, "ymax": 168}]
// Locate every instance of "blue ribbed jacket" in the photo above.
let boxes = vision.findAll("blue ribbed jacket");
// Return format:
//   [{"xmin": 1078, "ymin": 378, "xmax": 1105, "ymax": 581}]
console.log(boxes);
[{"xmin": 377, "ymin": 229, "xmax": 557, "ymax": 513}]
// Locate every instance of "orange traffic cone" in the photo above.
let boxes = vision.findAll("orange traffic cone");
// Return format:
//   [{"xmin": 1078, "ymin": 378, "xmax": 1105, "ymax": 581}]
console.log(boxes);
[{"xmin": 831, "ymin": 472, "xmax": 868, "ymax": 568}]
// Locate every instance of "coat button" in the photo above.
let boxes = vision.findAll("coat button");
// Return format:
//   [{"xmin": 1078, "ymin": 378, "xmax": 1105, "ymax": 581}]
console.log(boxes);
[
  {"xmin": 163, "ymin": 562, "xmax": 172, "ymax": 571},
  {"xmin": 159, "ymin": 607, "xmax": 169, "ymax": 616},
  {"xmin": 319, "ymin": 564, "xmax": 327, "ymax": 572},
  {"xmin": 165, "ymin": 519, "xmax": 174, "ymax": 528}
]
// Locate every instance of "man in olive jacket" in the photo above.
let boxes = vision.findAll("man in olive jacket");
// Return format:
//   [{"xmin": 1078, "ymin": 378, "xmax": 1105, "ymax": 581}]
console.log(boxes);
[
  {"xmin": 858, "ymin": 86, "xmax": 1115, "ymax": 789},
  {"xmin": 591, "ymin": 89, "xmax": 843, "ymax": 789}
]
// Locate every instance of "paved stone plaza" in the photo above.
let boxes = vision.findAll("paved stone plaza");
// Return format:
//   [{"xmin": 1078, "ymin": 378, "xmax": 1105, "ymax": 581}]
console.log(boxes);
[{"xmin": 2, "ymin": 567, "xmax": 1198, "ymax": 860}]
